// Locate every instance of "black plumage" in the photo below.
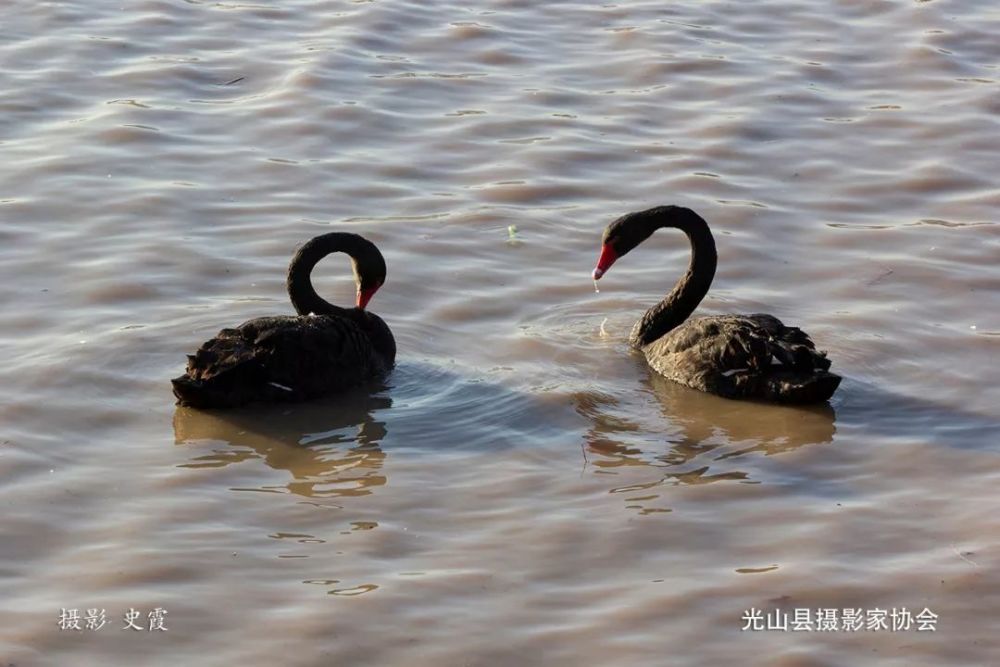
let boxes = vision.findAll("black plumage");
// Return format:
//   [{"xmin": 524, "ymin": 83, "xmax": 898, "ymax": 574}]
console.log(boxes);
[{"xmin": 172, "ymin": 233, "xmax": 395, "ymax": 409}]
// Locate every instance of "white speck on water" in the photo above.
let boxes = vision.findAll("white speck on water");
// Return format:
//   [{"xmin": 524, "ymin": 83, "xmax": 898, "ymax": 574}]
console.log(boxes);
[
  {"xmin": 970, "ymin": 325, "xmax": 977, "ymax": 330},
  {"xmin": 599, "ymin": 317, "xmax": 608, "ymax": 337}
]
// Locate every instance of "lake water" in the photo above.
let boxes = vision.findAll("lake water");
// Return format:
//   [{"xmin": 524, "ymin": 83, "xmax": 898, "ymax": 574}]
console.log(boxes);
[{"xmin": 2, "ymin": 1, "xmax": 999, "ymax": 665}]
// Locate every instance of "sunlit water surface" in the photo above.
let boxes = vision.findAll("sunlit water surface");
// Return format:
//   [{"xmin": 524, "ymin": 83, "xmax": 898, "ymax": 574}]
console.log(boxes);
[{"xmin": 2, "ymin": 1, "xmax": 999, "ymax": 665}]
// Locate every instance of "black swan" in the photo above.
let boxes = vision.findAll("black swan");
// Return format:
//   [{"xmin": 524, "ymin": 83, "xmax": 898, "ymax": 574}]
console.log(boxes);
[
  {"xmin": 172, "ymin": 232, "xmax": 395, "ymax": 409},
  {"xmin": 592, "ymin": 205, "xmax": 840, "ymax": 403}
]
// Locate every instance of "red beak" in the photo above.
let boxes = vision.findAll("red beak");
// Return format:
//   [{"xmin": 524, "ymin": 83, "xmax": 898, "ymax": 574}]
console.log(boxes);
[
  {"xmin": 592, "ymin": 243, "xmax": 619, "ymax": 280},
  {"xmin": 357, "ymin": 285, "xmax": 379, "ymax": 310}
]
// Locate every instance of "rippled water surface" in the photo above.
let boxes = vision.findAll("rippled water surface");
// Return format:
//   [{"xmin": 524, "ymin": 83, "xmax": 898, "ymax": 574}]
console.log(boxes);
[{"xmin": 3, "ymin": 1, "xmax": 999, "ymax": 665}]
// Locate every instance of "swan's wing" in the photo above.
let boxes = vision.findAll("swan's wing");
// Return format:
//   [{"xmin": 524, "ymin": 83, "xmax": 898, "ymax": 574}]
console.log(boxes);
[
  {"xmin": 174, "ymin": 315, "xmax": 387, "ymax": 407},
  {"xmin": 731, "ymin": 314, "xmax": 832, "ymax": 373},
  {"xmin": 643, "ymin": 314, "xmax": 839, "ymax": 402},
  {"xmin": 253, "ymin": 315, "xmax": 386, "ymax": 390}
]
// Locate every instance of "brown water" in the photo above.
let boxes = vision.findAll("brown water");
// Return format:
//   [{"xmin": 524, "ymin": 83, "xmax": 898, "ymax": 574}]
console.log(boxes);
[{"xmin": 3, "ymin": 1, "xmax": 999, "ymax": 665}]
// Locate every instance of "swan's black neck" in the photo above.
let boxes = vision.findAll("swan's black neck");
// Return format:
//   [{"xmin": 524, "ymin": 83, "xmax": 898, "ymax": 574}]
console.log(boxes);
[
  {"xmin": 286, "ymin": 232, "xmax": 377, "ymax": 316},
  {"xmin": 630, "ymin": 208, "xmax": 717, "ymax": 348}
]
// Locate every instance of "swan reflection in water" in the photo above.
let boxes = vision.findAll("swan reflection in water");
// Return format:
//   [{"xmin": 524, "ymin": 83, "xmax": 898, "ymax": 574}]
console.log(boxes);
[
  {"xmin": 575, "ymin": 368, "xmax": 837, "ymax": 500},
  {"xmin": 173, "ymin": 384, "xmax": 391, "ymax": 499}
]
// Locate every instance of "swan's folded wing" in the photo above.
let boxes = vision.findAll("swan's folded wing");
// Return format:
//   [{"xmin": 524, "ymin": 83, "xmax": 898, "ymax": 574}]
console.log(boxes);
[
  {"xmin": 173, "ymin": 314, "xmax": 388, "ymax": 408},
  {"xmin": 643, "ymin": 314, "xmax": 839, "ymax": 402},
  {"xmin": 253, "ymin": 315, "xmax": 386, "ymax": 396}
]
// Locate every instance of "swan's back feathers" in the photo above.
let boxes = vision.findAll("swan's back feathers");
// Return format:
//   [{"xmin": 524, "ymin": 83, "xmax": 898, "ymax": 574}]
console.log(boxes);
[
  {"xmin": 172, "ymin": 313, "xmax": 393, "ymax": 408},
  {"xmin": 642, "ymin": 314, "xmax": 840, "ymax": 403}
]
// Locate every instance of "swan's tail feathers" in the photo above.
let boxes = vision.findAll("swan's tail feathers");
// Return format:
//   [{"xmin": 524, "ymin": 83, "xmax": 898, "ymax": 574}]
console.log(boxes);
[
  {"xmin": 172, "ymin": 375, "xmax": 212, "ymax": 408},
  {"xmin": 766, "ymin": 370, "xmax": 842, "ymax": 404},
  {"xmin": 171, "ymin": 359, "xmax": 267, "ymax": 408},
  {"xmin": 171, "ymin": 374, "xmax": 249, "ymax": 409}
]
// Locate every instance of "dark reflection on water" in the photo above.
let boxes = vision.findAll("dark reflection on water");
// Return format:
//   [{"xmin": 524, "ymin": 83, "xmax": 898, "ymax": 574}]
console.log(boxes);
[
  {"xmin": 575, "ymin": 366, "xmax": 838, "ymax": 495},
  {"xmin": 646, "ymin": 371, "xmax": 838, "ymax": 459},
  {"xmin": 173, "ymin": 382, "xmax": 392, "ymax": 498},
  {"xmin": 171, "ymin": 361, "xmax": 584, "ymax": 498},
  {"xmin": 576, "ymin": 359, "xmax": 1000, "ymax": 518}
]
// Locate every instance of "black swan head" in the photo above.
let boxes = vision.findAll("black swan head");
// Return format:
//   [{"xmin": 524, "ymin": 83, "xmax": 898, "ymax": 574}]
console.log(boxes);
[
  {"xmin": 593, "ymin": 205, "xmax": 701, "ymax": 280},
  {"xmin": 287, "ymin": 232, "xmax": 387, "ymax": 315}
]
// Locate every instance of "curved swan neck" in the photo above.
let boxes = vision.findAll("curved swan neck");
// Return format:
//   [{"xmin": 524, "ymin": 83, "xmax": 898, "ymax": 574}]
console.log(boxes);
[
  {"xmin": 286, "ymin": 233, "xmax": 375, "ymax": 316},
  {"xmin": 630, "ymin": 208, "xmax": 717, "ymax": 348}
]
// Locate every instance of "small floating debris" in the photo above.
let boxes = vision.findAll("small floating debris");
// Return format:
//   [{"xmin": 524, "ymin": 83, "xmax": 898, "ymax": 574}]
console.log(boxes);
[
  {"xmin": 269, "ymin": 382, "xmax": 293, "ymax": 392},
  {"xmin": 735, "ymin": 565, "xmax": 779, "ymax": 574},
  {"xmin": 970, "ymin": 325, "xmax": 977, "ymax": 330},
  {"xmin": 599, "ymin": 317, "xmax": 608, "ymax": 337},
  {"xmin": 506, "ymin": 224, "xmax": 521, "ymax": 246},
  {"xmin": 951, "ymin": 544, "xmax": 979, "ymax": 567},
  {"xmin": 506, "ymin": 225, "xmax": 524, "ymax": 246}
]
